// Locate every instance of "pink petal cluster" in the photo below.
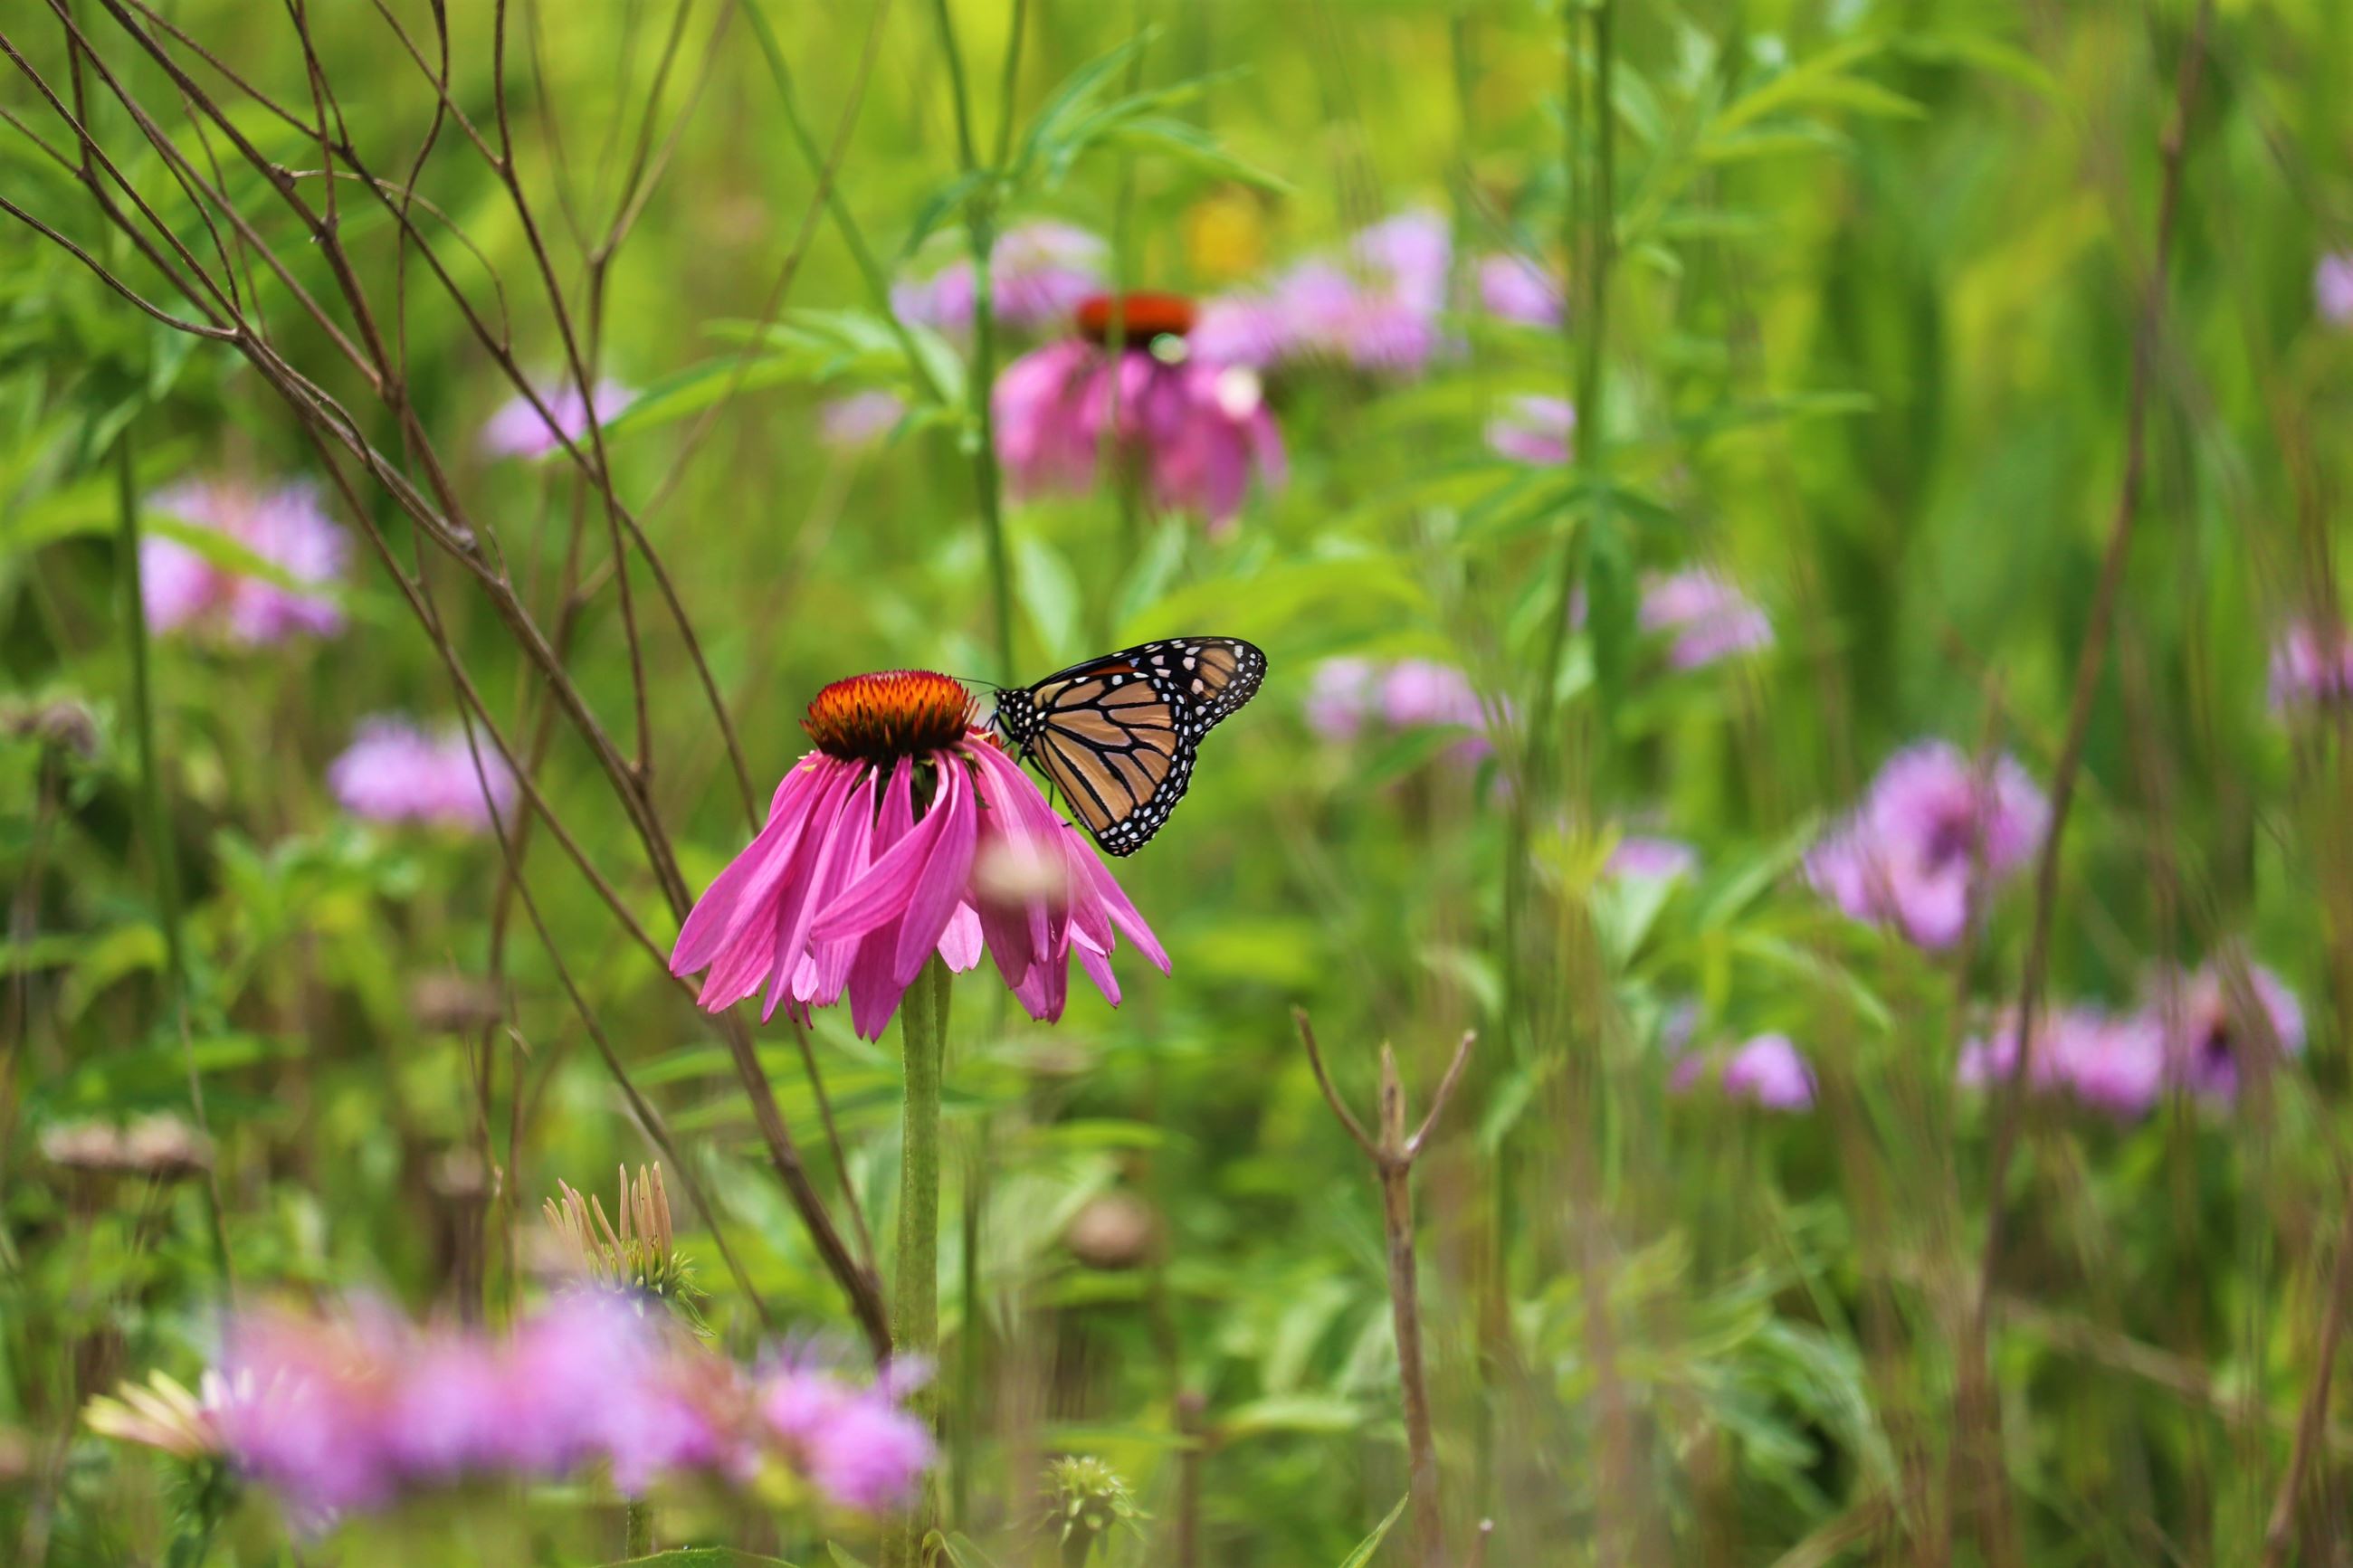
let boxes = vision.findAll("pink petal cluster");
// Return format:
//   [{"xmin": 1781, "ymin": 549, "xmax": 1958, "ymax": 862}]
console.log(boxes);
[
  {"xmin": 2154, "ymin": 959, "xmax": 2305, "ymax": 1101},
  {"xmin": 329, "ymin": 716, "xmax": 518, "ymax": 832},
  {"xmin": 1805, "ymin": 742, "xmax": 2049, "ymax": 948},
  {"xmin": 141, "ymin": 480, "xmax": 348, "ymax": 644},
  {"xmin": 1305, "ymin": 657, "xmax": 1493, "ymax": 759},
  {"xmin": 2318, "ymin": 252, "xmax": 2353, "ymax": 326},
  {"xmin": 671, "ymin": 719, "xmax": 1167, "ymax": 1041},
  {"xmin": 1192, "ymin": 211, "xmax": 1453, "ymax": 376},
  {"xmin": 481, "ymin": 377, "xmax": 635, "ymax": 460},
  {"xmin": 1958, "ymin": 1007, "xmax": 2167, "ymax": 1119},
  {"xmin": 200, "ymin": 1295, "xmax": 929, "ymax": 1527},
  {"xmin": 1640, "ymin": 569, "xmax": 1775, "ymax": 670},
  {"xmin": 893, "ymin": 222, "xmax": 1107, "ymax": 336},
  {"xmin": 1672, "ymin": 1033, "xmax": 1816, "ymax": 1111},
  {"xmin": 2267, "ymin": 618, "xmax": 2353, "ymax": 712},
  {"xmin": 1485, "ymin": 394, "xmax": 1576, "ymax": 466},
  {"xmin": 1604, "ymin": 834, "xmax": 1698, "ymax": 882},
  {"xmin": 993, "ymin": 340, "xmax": 1285, "ymax": 531},
  {"xmin": 819, "ymin": 390, "xmax": 911, "ymax": 450},
  {"xmin": 1478, "ymin": 252, "xmax": 1564, "ymax": 328}
]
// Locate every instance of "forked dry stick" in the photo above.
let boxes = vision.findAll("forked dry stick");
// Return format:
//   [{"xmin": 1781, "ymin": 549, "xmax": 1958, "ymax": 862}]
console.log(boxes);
[{"xmin": 1293, "ymin": 1009, "xmax": 1481, "ymax": 1568}]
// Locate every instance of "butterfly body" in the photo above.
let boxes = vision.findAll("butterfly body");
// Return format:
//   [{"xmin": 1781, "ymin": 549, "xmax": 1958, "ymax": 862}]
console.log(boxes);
[{"xmin": 992, "ymin": 637, "xmax": 1265, "ymax": 856}]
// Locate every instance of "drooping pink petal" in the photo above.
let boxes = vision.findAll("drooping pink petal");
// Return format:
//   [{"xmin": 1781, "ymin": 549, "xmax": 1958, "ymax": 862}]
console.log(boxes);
[
  {"xmin": 672, "ymin": 758, "xmax": 830, "ymax": 974},
  {"xmin": 891, "ymin": 762, "xmax": 980, "ymax": 984},
  {"xmin": 759, "ymin": 766, "xmax": 867, "ymax": 1021}
]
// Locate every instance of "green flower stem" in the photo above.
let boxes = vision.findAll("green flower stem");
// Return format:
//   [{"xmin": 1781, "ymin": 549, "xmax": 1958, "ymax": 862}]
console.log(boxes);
[
  {"xmin": 929, "ymin": 0, "xmax": 1018, "ymax": 684},
  {"xmin": 116, "ymin": 432, "xmax": 185, "ymax": 1000},
  {"xmin": 891, "ymin": 956, "xmax": 952, "ymax": 1563},
  {"xmin": 624, "ymin": 1497, "xmax": 653, "ymax": 1557}
]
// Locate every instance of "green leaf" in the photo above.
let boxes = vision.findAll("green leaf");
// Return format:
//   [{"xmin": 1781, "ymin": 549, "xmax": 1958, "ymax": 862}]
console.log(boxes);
[
  {"xmin": 1012, "ymin": 32, "xmax": 1161, "ymax": 184},
  {"xmin": 1335, "ymin": 1494, "xmax": 1411, "ymax": 1568},
  {"xmin": 1097, "ymin": 116, "xmax": 1291, "ymax": 193},
  {"xmin": 824, "ymin": 1544, "xmax": 875, "ymax": 1568},
  {"xmin": 1219, "ymin": 1393, "xmax": 1364, "ymax": 1439},
  {"xmin": 1014, "ymin": 535, "xmax": 1082, "ymax": 663},
  {"xmin": 599, "ymin": 1551, "xmax": 801, "ymax": 1567}
]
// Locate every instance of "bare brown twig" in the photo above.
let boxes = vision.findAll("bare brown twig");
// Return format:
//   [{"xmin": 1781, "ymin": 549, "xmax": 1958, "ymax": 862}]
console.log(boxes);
[{"xmin": 1294, "ymin": 1009, "xmax": 1475, "ymax": 1568}]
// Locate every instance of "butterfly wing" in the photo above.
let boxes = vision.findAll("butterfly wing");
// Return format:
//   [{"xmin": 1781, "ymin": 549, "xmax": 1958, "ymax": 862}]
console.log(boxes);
[{"xmin": 1001, "ymin": 637, "xmax": 1265, "ymax": 856}]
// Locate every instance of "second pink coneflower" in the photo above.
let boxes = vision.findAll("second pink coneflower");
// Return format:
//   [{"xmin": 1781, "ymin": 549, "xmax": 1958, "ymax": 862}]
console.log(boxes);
[
  {"xmin": 993, "ymin": 291, "xmax": 1286, "ymax": 532},
  {"xmin": 670, "ymin": 670, "xmax": 1167, "ymax": 1040}
]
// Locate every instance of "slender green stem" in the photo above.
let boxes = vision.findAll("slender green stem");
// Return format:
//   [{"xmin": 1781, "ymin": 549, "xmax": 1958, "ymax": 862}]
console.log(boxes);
[
  {"xmin": 116, "ymin": 434, "xmax": 185, "ymax": 999},
  {"xmin": 930, "ymin": 0, "xmax": 1018, "ymax": 682},
  {"xmin": 1503, "ymin": 0, "xmax": 1615, "ymax": 1062},
  {"xmin": 624, "ymin": 1497, "xmax": 653, "ymax": 1557},
  {"xmin": 741, "ymin": 0, "xmax": 948, "ymax": 404},
  {"xmin": 891, "ymin": 957, "xmax": 951, "ymax": 1563}
]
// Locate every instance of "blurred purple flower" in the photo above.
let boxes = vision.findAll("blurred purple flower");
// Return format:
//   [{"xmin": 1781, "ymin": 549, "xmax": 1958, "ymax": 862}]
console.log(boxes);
[
  {"xmin": 819, "ymin": 391, "xmax": 910, "ymax": 450},
  {"xmin": 2154, "ymin": 959, "xmax": 2305, "ymax": 1101},
  {"xmin": 1486, "ymin": 395, "xmax": 1576, "ymax": 466},
  {"xmin": 1670, "ymin": 1033, "xmax": 1815, "ymax": 1111},
  {"xmin": 173, "ymin": 1294, "xmax": 932, "ymax": 1527},
  {"xmin": 142, "ymin": 480, "xmax": 348, "ymax": 645},
  {"xmin": 1478, "ymin": 252, "xmax": 1564, "ymax": 328},
  {"xmin": 994, "ymin": 294, "xmax": 1285, "ymax": 532},
  {"xmin": 761, "ymin": 1364, "xmax": 935, "ymax": 1511},
  {"xmin": 2318, "ymin": 253, "xmax": 2353, "ymax": 326},
  {"xmin": 893, "ymin": 222, "xmax": 1106, "ymax": 336},
  {"xmin": 1605, "ymin": 834, "xmax": 1697, "ymax": 882},
  {"xmin": 1958, "ymin": 1006, "xmax": 2167, "ymax": 1119},
  {"xmin": 329, "ymin": 717, "xmax": 518, "ymax": 832},
  {"xmin": 1305, "ymin": 657, "xmax": 1491, "ymax": 758},
  {"xmin": 1805, "ymin": 742, "xmax": 2049, "ymax": 948},
  {"xmin": 2267, "ymin": 618, "xmax": 2353, "ymax": 712},
  {"xmin": 1193, "ymin": 210, "xmax": 1453, "ymax": 376},
  {"xmin": 1640, "ymin": 569, "xmax": 1774, "ymax": 670},
  {"xmin": 482, "ymin": 377, "xmax": 634, "ymax": 460}
]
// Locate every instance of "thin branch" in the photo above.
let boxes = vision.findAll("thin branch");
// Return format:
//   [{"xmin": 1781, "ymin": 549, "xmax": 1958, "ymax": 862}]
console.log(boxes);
[
  {"xmin": 1292, "ymin": 1008, "xmax": 1378, "ymax": 1161},
  {"xmin": 0, "ymin": 195, "xmax": 235, "ymax": 337}
]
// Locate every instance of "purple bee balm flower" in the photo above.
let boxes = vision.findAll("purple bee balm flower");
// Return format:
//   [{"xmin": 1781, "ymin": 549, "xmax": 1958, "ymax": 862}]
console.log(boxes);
[
  {"xmin": 2318, "ymin": 253, "xmax": 2353, "ymax": 326},
  {"xmin": 760, "ymin": 1364, "xmax": 935, "ymax": 1512},
  {"xmin": 670, "ymin": 670, "xmax": 1166, "ymax": 1039},
  {"xmin": 1192, "ymin": 211, "xmax": 1453, "ymax": 376},
  {"xmin": 1720, "ymin": 1034, "xmax": 1817, "ymax": 1110},
  {"xmin": 1478, "ymin": 252, "xmax": 1564, "ymax": 328},
  {"xmin": 1958, "ymin": 1006, "xmax": 2167, "ymax": 1119},
  {"xmin": 2266, "ymin": 618, "xmax": 2353, "ymax": 711},
  {"xmin": 1639, "ymin": 569, "xmax": 1774, "ymax": 670},
  {"xmin": 1669, "ymin": 1033, "xmax": 1815, "ymax": 1110},
  {"xmin": 481, "ymin": 377, "xmax": 634, "ymax": 461},
  {"xmin": 1304, "ymin": 657, "xmax": 1492, "ymax": 760},
  {"xmin": 2154, "ymin": 959, "xmax": 2305, "ymax": 1102},
  {"xmin": 1485, "ymin": 394, "xmax": 1576, "ymax": 466},
  {"xmin": 141, "ymin": 480, "xmax": 348, "ymax": 644},
  {"xmin": 1805, "ymin": 742, "xmax": 2048, "ymax": 949},
  {"xmin": 1605, "ymin": 834, "xmax": 1698, "ymax": 881},
  {"xmin": 329, "ymin": 717, "xmax": 519, "ymax": 832},
  {"xmin": 819, "ymin": 391, "xmax": 910, "ymax": 450},
  {"xmin": 894, "ymin": 222, "xmax": 1106, "ymax": 336},
  {"xmin": 993, "ymin": 294, "xmax": 1285, "ymax": 532},
  {"xmin": 214, "ymin": 1307, "xmax": 399, "ymax": 1521}
]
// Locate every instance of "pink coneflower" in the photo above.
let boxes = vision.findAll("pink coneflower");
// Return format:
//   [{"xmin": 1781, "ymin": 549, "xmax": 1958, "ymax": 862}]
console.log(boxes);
[
  {"xmin": 1193, "ymin": 210, "xmax": 1453, "ymax": 375},
  {"xmin": 1478, "ymin": 252, "xmax": 1564, "ymax": 328},
  {"xmin": 669, "ymin": 670, "xmax": 1167, "ymax": 1039},
  {"xmin": 994, "ymin": 291, "xmax": 1285, "ymax": 531},
  {"xmin": 1671, "ymin": 1033, "xmax": 1815, "ymax": 1111},
  {"xmin": 482, "ymin": 376, "xmax": 635, "ymax": 460},
  {"xmin": 2153, "ymin": 959, "xmax": 2305, "ymax": 1101},
  {"xmin": 1958, "ymin": 1006, "xmax": 2167, "ymax": 1119},
  {"xmin": 819, "ymin": 390, "xmax": 910, "ymax": 450},
  {"xmin": 1640, "ymin": 569, "xmax": 1775, "ymax": 670},
  {"xmin": 1805, "ymin": 742, "xmax": 2048, "ymax": 949},
  {"xmin": 2318, "ymin": 253, "xmax": 2353, "ymax": 326},
  {"xmin": 141, "ymin": 480, "xmax": 348, "ymax": 644},
  {"xmin": 894, "ymin": 221, "xmax": 1106, "ymax": 336},
  {"xmin": 1605, "ymin": 834, "xmax": 1697, "ymax": 882},
  {"xmin": 1304, "ymin": 657, "xmax": 1492, "ymax": 758},
  {"xmin": 1485, "ymin": 394, "xmax": 1576, "ymax": 466},
  {"xmin": 329, "ymin": 716, "xmax": 518, "ymax": 832},
  {"xmin": 2267, "ymin": 618, "xmax": 2353, "ymax": 711}
]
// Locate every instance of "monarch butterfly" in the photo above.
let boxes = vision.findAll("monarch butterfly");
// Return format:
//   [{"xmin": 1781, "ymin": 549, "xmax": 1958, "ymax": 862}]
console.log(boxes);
[{"xmin": 991, "ymin": 637, "xmax": 1266, "ymax": 856}]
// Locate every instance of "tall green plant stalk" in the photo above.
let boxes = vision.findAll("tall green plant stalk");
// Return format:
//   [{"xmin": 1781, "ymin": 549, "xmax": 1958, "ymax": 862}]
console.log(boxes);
[
  {"xmin": 929, "ymin": 0, "xmax": 1024, "ymax": 684},
  {"xmin": 890, "ymin": 956, "xmax": 952, "ymax": 1564}
]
